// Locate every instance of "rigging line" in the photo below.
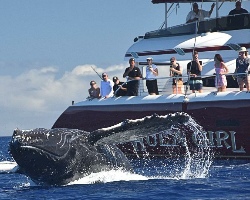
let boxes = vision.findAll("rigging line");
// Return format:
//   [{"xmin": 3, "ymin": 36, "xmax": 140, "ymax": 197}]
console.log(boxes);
[
  {"xmin": 91, "ymin": 66, "xmax": 103, "ymax": 80},
  {"xmin": 167, "ymin": 3, "xmax": 178, "ymax": 18},
  {"xmin": 184, "ymin": 0, "xmax": 203, "ymax": 98},
  {"xmin": 159, "ymin": 3, "xmax": 179, "ymax": 29}
]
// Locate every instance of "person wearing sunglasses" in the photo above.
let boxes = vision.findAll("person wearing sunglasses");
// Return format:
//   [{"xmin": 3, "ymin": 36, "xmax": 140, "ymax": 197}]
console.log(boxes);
[
  {"xmin": 234, "ymin": 47, "xmax": 249, "ymax": 92},
  {"xmin": 88, "ymin": 81, "xmax": 100, "ymax": 99},
  {"xmin": 100, "ymin": 72, "xmax": 114, "ymax": 98},
  {"xmin": 113, "ymin": 76, "xmax": 127, "ymax": 96},
  {"xmin": 169, "ymin": 57, "xmax": 183, "ymax": 94},
  {"xmin": 123, "ymin": 58, "xmax": 142, "ymax": 96},
  {"xmin": 187, "ymin": 51, "xmax": 203, "ymax": 93},
  {"xmin": 145, "ymin": 57, "xmax": 159, "ymax": 95}
]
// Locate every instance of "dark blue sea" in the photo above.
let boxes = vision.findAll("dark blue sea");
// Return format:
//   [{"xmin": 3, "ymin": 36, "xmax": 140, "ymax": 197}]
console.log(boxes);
[{"xmin": 1, "ymin": 136, "xmax": 250, "ymax": 200}]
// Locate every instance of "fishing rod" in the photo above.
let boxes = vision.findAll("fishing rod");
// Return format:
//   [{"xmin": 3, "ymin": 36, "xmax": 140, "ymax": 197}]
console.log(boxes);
[{"xmin": 91, "ymin": 66, "xmax": 103, "ymax": 80}]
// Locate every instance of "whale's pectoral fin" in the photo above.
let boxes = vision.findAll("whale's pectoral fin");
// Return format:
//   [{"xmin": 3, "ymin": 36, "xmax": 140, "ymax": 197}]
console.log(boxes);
[{"xmin": 89, "ymin": 113, "xmax": 190, "ymax": 145}]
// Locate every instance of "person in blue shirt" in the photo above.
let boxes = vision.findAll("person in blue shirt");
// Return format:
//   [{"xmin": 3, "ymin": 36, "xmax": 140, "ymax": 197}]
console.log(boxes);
[{"xmin": 100, "ymin": 72, "xmax": 114, "ymax": 98}]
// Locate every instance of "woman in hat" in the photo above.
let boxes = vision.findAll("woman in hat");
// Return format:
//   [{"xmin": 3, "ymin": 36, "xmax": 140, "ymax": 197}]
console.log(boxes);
[{"xmin": 234, "ymin": 47, "xmax": 250, "ymax": 91}]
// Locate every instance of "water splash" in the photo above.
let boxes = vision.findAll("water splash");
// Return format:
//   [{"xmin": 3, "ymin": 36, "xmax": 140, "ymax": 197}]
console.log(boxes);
[{"xmin": 121, "ymin": 113, "xmax": 214, "ymax": 180}]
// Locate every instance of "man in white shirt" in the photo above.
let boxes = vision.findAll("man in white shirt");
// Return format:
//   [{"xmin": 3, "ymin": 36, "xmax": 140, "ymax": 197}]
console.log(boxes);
[
  {"xmin": 100, "ymin": 72, "xmax": 114, "ymax": 98},
  {"xmin": 186, "ymin": 2, "xmax": 215, "ymax": 23}
]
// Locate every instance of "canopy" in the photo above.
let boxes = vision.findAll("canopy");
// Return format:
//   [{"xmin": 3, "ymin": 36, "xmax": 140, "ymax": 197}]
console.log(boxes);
[{"xmin": 152, "ymin": 0, "xmax": 247, "ymax": 3}]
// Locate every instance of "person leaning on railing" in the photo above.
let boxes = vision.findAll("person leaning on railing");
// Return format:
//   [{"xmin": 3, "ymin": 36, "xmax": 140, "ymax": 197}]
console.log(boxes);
[
  {"xmin": 186, "ymin": 2, "xmax": 215, "ymax": 23},
  {"xmin": 113, "ymin": 76, "xmax": 127, "ymax": 96},
  {"xmin": 227, "ymin": 1, "xmax": 249, "ymax": 29},
  {"xmin": 88, "ymin": 80, "xmax": 101, "ymax": 100},
  {"xmin": 234, "ymin": 47, "xmax": 250, "ymax": 92}
]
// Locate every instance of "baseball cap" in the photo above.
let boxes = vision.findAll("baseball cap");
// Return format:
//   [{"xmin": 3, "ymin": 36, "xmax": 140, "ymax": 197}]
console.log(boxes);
[
  {"xmin": 113, "ymin": 76, "xmax": 118, "ymax": 82},
  {"xmin": 129, "ymin": 58, "xmax": 135, "ymax": 62}
]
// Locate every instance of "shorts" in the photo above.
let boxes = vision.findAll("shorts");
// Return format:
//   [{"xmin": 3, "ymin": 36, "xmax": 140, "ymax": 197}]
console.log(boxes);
[
  {"xmin": 146, "ymin": 79, "xmax": 159, "ymax": 94},
  {"xmin": 189, "ymin": 79, "xmax": 203, "ymax": 91},
  {"xmin": 237, "ymin": 75, "xmax": 250, "ymax": 86},
  {"xmin": 172, "ymin": 80, "xmax": 183, "ymax": 86}
]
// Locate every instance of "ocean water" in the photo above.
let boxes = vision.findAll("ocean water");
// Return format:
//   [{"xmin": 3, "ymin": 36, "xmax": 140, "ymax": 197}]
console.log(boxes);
[{"xmin": 1, "ymin": 136, "xmax": 250, "ymax": 200}]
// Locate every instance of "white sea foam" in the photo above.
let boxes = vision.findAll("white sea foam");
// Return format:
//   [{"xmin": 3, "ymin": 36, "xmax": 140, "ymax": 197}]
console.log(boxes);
[
  {"xmin": 0, "ymin": 161, "xmax": 18, "ymax": 173},
  {"xmin": 68, "ymin": 169, "xmax": 148, "ymax": 185}
]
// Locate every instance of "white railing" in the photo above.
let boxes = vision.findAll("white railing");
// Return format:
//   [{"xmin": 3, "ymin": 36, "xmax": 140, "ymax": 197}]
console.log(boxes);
[{"xmin": 115, "ymin": 72, "xmax": 248, "ymax": 97}]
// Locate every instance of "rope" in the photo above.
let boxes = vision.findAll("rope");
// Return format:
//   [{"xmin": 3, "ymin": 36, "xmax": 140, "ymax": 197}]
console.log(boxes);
[
  {"xmin": 184, "ymin": 1, "xmax": 204, "ymax": 98},
  {"xmin": 159, "ymin": 3, "xmax": 180, "ymax": 30}
]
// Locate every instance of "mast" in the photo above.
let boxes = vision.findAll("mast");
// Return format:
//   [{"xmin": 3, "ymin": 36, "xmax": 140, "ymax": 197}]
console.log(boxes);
[
  {"xmin": 216, "ymin": 0, "xmax": 219, "ymax": 18},
  {"xmin": 165, "ymin": 3, "xmax": 168, "ymax": 28}
]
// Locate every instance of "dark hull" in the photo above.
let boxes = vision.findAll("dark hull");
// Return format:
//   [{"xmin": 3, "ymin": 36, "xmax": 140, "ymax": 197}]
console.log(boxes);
[{"xmin": 52, "ymin": 92, "xmax": 250, "ymax": 159}]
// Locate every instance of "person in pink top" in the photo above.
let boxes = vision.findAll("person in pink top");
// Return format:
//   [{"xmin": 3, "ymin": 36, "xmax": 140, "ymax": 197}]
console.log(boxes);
[{"xmin": 214, "ymin": 54, "xmax": 229, "ymax": 92}]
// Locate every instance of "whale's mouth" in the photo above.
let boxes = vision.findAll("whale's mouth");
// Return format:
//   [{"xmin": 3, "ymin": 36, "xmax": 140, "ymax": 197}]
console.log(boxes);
[{"xmin": 18, "ymin": 144, "xmax": 67, "ymax": 159}]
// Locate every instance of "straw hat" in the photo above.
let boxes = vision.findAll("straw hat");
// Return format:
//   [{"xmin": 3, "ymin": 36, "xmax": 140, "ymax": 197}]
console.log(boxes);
[{"xmin": 238, "ymin": 47, "xmax": 248, "ymax": 52}]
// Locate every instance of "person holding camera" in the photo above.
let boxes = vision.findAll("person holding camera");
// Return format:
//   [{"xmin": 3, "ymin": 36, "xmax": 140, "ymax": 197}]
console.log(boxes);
[
  {"xmin": 170, "ymin": 57, "xmax": 183, "ymax": 94},
  {"xmin": 187, "ymin": 51, "xmax": 203, "ymax": 93},
  {"xmin": 145, "ymin": 57, "xmax": 159, "ymax": 95}
]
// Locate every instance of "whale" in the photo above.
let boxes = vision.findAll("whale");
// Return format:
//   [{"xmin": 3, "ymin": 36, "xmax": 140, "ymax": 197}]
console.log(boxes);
[
  {"xmin": 9, "ymin": 112, "xmax": 210, "ymax": 185},
  {"xmin": 9, "ymin": 128, "xmax": 134, "ymax": 185}
]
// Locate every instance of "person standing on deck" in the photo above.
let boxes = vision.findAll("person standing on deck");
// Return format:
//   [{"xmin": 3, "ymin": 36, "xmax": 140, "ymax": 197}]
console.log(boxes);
[
  {"xmin": 123, "ymin": 58, "xmax": 142, "ymax": 96},
  {"xmin": 170, "ymin": 57, "xmax": 183, "ymax": 94},
  {"xmin": 100, "ymin": 72, "xmax": 114, "ymax": 98},
  {"xmin": 234, "ymin": 47, "xmax": 250, "ymax": 92},
  {"xmin": 187, "ymin": 51, "xmax": 203, "ymax": 93},
  {"xmin": 186, "ymin": 2, "xmax": 215, "ymax": 23},
  {"xmin": 214, "ymin": 54, "xmax": 229, "ymax": 93},
  {"xmin": 145, "ymin": 57, "xmax": 159, "ymax": 95}
]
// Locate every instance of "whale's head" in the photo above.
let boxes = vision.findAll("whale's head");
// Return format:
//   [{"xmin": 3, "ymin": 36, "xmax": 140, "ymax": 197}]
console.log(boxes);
[{"xmin": 9, "ymin": 128, "xmax": 132, "ymax": 185}]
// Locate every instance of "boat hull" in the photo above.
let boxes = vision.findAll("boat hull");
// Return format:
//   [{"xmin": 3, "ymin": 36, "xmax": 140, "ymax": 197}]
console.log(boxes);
[{"xmin": 52, "ymin": 92, "xmax": 250, "ymax": 159}]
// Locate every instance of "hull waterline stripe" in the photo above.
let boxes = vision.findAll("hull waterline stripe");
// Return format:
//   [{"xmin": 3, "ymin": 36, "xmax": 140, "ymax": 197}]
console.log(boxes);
[{"xmin": 125, "ymin": 43, "xmax": 250, "ymax": 57}]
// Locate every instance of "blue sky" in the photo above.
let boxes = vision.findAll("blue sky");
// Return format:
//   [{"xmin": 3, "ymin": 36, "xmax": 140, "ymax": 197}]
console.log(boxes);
[{"xmin": 0, "ymin": 0, "xmax": 249, "ymax": 136}]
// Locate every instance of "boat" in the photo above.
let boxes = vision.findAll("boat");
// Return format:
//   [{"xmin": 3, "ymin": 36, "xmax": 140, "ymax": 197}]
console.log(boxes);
[{"xmin": 52, "ymin": 0, "xmax": 250, "ymax": 159}]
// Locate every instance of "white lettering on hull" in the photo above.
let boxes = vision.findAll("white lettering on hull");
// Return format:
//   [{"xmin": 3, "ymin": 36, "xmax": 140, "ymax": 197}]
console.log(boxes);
[{"xmin": 130, "ymin": 131, "xmax": 246, "ymax": 154}]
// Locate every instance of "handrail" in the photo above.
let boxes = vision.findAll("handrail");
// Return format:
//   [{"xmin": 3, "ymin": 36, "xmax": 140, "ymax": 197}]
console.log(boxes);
[
  {"xmin": 145, "ymin": 13, "xmax": 250, "ymax": 39},
  {"xmin": 113, "ymin": 72, "xmax": 248, "ymax": 97}
]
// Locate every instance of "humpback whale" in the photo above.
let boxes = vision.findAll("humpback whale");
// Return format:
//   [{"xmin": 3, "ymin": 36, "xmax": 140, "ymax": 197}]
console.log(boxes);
[
  {"xmin": 9, "ymin": 128, "xmax": 133, "ymax": 185},
  {"xmin": 9, "ymin": 112, "xmax": 211, "ymax": 185}
]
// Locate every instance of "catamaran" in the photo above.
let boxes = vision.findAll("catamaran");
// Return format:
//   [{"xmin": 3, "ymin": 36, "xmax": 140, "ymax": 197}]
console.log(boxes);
[{"xmin": 52, "ymin": 0, "xmax": 250, "ymax": 159}]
